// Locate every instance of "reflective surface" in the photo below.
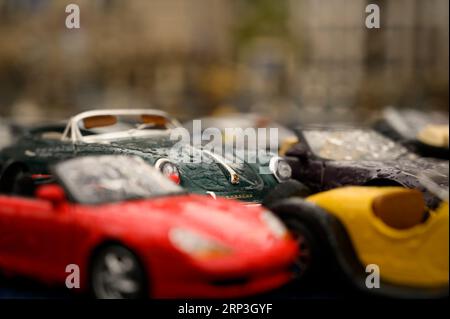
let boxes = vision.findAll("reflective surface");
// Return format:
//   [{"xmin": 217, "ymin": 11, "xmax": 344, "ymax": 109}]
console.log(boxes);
[{"xmin": 56, "ymin": 156, "xmax": 184, "ymax": 205}]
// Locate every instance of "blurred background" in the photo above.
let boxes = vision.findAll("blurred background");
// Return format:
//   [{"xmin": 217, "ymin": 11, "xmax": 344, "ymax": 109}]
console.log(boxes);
[{"xmin": 0, "ymin": 0, "xmax": 448, "ymax": 126}]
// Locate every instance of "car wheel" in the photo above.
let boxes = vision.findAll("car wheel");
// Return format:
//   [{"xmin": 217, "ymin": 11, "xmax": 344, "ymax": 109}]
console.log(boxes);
[
  {"xmin": 284, "ymin": 218, "xmax": 321, "ymax": 281},
  {"xmin": 90, "ymin": 245, "xmax": 148, "ymax": 299}
]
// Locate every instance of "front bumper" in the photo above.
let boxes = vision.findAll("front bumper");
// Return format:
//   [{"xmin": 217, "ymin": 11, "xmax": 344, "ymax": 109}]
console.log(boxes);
[
  {"xmin": 147, "ymin": 240, "xmax": 297, "ymax": 299},
  {"xmin": 153, "ymin": 269, "xmax": 293, "ymax": 299}
]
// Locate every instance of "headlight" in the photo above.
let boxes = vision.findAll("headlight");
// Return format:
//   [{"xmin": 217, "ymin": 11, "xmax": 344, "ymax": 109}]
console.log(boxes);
[
  {"xmin": 169, "ymin": 228, "xmax": 231, "ymax": 259},
  {"xmin": 269, "ymin": 157, "xmax": 292, "ymax": 182},
  {"xmin": 261, "ymin": 210, "xmax": 288, "ymax": 239},
  {"xmin": 155, "ymin": 158, "xmax": 181, "ymax": 184}
]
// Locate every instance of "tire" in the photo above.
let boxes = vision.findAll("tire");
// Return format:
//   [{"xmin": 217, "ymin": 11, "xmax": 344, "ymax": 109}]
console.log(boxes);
[
  {"xmin": 270, "ymin": 199, "xmax": 334, "ymax": 287},
  {"xmin": 283, "ymin": 218, "xmax": 323, "ymax": 283},
  {"xmin": 90, "ymin": 245, "xmax": 148, "ymax": 299},
  {"xmin": 263, "ymin": 179, "xmax": 312, "ymax": 208}
]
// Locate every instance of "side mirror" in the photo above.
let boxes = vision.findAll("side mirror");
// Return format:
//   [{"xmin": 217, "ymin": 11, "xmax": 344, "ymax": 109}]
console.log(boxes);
[{"xmin": 36, "ymin": 184, "xmax": 66, "ymax": 207}]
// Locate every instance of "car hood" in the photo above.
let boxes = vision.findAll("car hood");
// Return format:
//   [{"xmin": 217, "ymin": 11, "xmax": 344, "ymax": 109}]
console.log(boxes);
[
  {"xmin": 107, "ymin": 136, "xmax": 267, "ymax": 193},
  {"xmin": 78, "ymin": 195, "xmax": 283, "ymax": 253}
]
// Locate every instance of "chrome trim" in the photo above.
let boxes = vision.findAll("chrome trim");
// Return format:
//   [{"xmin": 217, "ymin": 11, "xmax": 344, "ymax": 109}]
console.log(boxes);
[
  {"xmin": 154, "ymin": 158, "xmax": 173, "ymax": 171},
  {"xmin": 61, "ymin": 109, "xmax": 181, "ymax": 143},
  {"xmin": 206, "ymin": 191, "xmax": 217, "ymax": 200},
  {"xmin": 269, "ymin": 156, "xmax": 280, "ymax": 180},
  {"xmin": 202, "ymin": 149, "xmax": 240, "ymax": 185},
  {"xmin": 269, "ymin": 156, "xmax": 291, "ymax": 182}
]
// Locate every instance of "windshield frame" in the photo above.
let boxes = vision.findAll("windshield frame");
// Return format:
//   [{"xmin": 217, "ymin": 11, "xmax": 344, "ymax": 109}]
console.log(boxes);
[{"xmin": 61, "ymin": 109, "xmax": 181, "ymax": 144}]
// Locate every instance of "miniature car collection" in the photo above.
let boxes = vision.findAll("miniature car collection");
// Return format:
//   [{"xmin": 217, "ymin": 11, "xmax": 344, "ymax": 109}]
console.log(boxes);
[
  {"xmin": 0, "ymin": 110, "xmax": 292, "ymax": 205},
  {"xmin": 0, "ymin": 155, "xmax": 297, "ymax": 299},
  {"xmin": 0, "ymin": 109, "xmax": 448, "ymax": 300},
  {"xmin": 0, "ymin": 0, "xmax": 448, "ymax": 310}
]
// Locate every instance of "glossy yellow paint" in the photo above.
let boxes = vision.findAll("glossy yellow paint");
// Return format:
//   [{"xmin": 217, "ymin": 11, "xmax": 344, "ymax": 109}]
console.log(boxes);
[{"xmin": 307, "ymin": 187, "xmax": 449, "ymax": 288}]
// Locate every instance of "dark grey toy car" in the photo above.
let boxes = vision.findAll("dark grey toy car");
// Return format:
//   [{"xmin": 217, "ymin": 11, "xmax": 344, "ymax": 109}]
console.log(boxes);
[{"xmin": 285, "ymin": 127, "xmax": 449, "ymax": 208}]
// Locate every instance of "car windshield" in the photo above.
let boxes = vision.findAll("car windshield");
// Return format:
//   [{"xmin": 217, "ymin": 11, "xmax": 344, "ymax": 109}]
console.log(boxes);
[
  {"xmin": 77, "ymin": 113, "xmax": 178, "ymax": 140},
  {"xmin": 54, "ymin": 156, "xmax": 184, "ymax": 205},
  {"xmin": 303, "ymin": 129, "xmax": 413, "ymax": 161}
]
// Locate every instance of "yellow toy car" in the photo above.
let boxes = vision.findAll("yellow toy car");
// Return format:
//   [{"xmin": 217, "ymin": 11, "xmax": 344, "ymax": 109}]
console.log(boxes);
[{"xmin": 269, "ymin": 174, "xmax": 449, "ymax": 298}]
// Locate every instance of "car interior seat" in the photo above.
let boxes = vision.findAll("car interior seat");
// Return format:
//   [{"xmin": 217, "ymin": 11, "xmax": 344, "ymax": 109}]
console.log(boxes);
[{"xmin": 372, "ymin": 189, "xmax": 428, "ymax": 229}]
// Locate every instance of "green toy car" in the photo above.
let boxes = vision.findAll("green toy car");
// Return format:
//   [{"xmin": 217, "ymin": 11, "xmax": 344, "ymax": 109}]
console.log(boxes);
[{"xmin": 0, "ymin": 109, "xmax": 293, "ymax": 204}]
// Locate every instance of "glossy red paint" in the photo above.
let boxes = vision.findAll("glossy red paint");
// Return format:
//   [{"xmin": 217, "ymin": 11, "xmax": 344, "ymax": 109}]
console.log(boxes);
[
  {"xmin": 0, "ymin": 191, "xmax": 297, "ymax": 298},
  {"xmin": 35, "ymin": 184, "xmax": 66, "ymax": 204}
]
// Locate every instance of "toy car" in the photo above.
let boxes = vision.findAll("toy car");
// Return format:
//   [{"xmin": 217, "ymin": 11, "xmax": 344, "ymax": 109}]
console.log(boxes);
[
  {"xmin": 0, "ymin": 109, "xmax": 293, "ymax": 204},
  {"xmin": 285, "ymin": 127, "xmax": 449, "ymax": 208},
  {"xmin": 183, "ymin": 113, "xmax": 299, "ymax": 156},
  {"xmin": 269, "ymin": 171, "xmax": 449, "ymax": 298},
  {"xmin": 374, "ymin": 107, "xmax": 449, "ymax": 159},
  {"xmin": 0, "ymin": 155, "xmax": 297, "ymax": 299}
]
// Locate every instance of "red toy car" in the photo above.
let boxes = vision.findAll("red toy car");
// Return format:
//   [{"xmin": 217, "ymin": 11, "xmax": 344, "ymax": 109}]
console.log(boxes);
[{"xmin": 0, "ymin": 156, "xmax": 297, "ymax": 299}]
